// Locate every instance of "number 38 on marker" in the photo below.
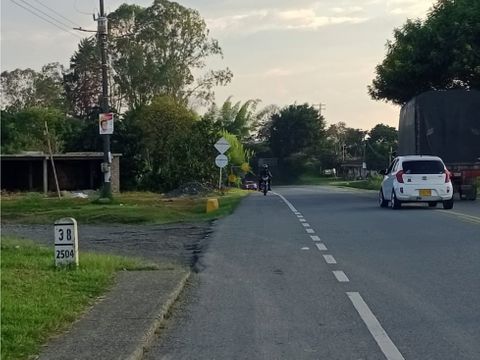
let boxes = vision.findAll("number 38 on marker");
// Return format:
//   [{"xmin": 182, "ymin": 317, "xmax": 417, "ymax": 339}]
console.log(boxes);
[{"xmin": 54, "ymin": 218, "xmax": 79, "ymax": 266}]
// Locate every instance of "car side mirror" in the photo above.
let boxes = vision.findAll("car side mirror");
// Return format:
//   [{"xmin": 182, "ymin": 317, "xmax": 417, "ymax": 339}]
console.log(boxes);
[{"xmin": 378, "ymin": 169, "xmax": 386, "ymax": 175}]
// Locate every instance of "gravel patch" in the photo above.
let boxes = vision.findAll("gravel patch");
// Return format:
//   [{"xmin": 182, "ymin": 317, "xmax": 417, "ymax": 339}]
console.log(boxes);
[{"xmin": 1, "ymin": 222, "xmax": 213, "ymax": 270}]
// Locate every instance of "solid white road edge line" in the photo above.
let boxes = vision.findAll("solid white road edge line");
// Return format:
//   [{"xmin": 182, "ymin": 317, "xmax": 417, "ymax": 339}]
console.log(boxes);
[
  {"xmin": 323, "ymin": 255, "xmax": 337, "ymax": 264},
  {"xmin": 272, "ymin": 192, "xmax": 298, "ymax": 213},
  {"xmin": 299, "ymin": 218, "xmax": 307, "ymax": 222},
  {"xmin": 316, "ymin": 243, "xmax": 327, "ymax": 251},
  {"xmin": 347, "ymin": 292, "xmax": 405, "ymax": 360},
  {"xmin": 332, "ymin": 270, "xmax": 349, "ymax": 282}
]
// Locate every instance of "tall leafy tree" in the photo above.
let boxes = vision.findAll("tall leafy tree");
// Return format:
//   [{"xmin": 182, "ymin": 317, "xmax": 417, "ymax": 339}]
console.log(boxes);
[
  {"xmin": 115, "ymin": 95, "xmax": 221, "ymax": 191},
  {"xmin": 268, "ymin": 104, "xmax": 326, "ymax": 159},
  {"xmin": 1, "ymin": 63, "xmax": 65, "ymax": 111},
  {"xmin": 369, "ymin": 0, "xmax": 480, "ymax": 104},
  {"xmin": 366, "ymin": 124, "xmax": 398, "ymax": 170},
  {"xmin": 64, "ymin": 37, "xmax": 103, "ymax": 118},
  {"xmin": 108, "ymin": 0, "xmax": 232, "ymax": 109}
]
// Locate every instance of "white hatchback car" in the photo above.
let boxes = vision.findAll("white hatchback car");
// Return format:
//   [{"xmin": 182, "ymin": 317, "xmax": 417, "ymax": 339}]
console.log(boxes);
[{"xmin": 379, "ymin": 155, "xmax": 454, "ymax": 209}]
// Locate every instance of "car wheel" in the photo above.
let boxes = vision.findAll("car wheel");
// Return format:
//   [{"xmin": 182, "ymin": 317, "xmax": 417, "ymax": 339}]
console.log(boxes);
[
  {"xmin": 428, "ymin": 202, "xmax": 437, "ymax": 208},
  {"xmin": 379, "ymin": 189, "xmax": 388, "ymax": 208},
  {"xmin": 390, "ymin": 190, "xmax": 402, "ymax": 209},
  {"xmin": 443, "ymin": 198, "xmax": 454, "ymax": 209}
]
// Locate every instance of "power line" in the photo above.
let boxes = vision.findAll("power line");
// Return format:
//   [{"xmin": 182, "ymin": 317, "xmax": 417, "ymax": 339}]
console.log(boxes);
[
  {"xmin": 9, "ymin": 0, "xmax": 82, "ymax": 39},
  {"xmin": 31, "ymin": 0, "xmax": 81, "ymax": 27},
  {"xmin": 16, "ymin": 0, "xmax": 74, "ymax": 29}
]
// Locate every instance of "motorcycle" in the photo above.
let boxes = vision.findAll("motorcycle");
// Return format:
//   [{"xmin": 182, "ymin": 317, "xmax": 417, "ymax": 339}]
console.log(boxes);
[{"xmin": 260, "ymin": 176, "xmax": 270, "ymax": 196}]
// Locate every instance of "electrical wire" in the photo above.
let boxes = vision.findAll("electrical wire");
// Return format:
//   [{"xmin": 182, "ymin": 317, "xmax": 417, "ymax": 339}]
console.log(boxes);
[
  {"xmin": 9, "ymin": 0, "xmax": 82, "ymax": 38},
  {"xmin": 31, "ymin": 0, "xmax": 81, "ymax": 27},
  {"xmin": 15, "ymin": 0, "xmax": 73, "ymax": 29}
]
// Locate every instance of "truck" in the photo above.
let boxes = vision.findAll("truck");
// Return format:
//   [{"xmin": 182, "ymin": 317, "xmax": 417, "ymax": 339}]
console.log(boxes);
[{"xmin": 398, "ymin": 89, "xmax": 480, "ymax": 200}]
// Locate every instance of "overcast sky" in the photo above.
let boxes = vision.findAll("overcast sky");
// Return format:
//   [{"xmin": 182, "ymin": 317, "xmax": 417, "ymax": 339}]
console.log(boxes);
[{"xmin": 1, "ymin": 0, "xmax": 436, "ymax": 130}]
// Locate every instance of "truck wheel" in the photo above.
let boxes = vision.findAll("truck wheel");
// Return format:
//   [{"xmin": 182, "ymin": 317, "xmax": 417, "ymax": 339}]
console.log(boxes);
[
  {"xmin": 466, "ymin": 186, "xmax": 477, "ymax": 201},
  {"xmin": 443, "ymin": 198, "xmax": 454, "ymax": 209}
]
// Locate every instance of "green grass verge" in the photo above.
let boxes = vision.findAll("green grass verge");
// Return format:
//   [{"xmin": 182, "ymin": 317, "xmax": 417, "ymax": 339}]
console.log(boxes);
[
  {"xmin": 334, "ymin": 176, "xmax": 383, "ymax": 191},
  {"xmin": 1, "ymin": 236, "xmax": 157, "ymax": 360},
  {"xmin": 1, "ymin": 189, "xmax": 249, "ymax": 225}
]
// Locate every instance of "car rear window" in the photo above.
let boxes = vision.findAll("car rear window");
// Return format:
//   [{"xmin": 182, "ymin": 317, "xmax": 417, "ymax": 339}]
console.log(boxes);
[{"xmin": 402, "ymin": 160, "xmax": 445, "ymax": 174}]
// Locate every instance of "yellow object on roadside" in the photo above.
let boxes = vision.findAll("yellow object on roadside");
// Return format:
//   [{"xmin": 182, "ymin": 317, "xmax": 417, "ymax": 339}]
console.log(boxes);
[{"xmin": 206, "ymin": 198, "xmax": 219, "ymax": 213}]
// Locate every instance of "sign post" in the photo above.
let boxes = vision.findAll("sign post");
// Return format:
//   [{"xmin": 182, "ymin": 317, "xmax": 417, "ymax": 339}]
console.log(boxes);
[
  {"xmin": 54, "ymin": 218, "xmax": 79, "ymax": 267},
  {"xmin": 214, "ymin": 138, "xmax": 230, "ymax": 189}
]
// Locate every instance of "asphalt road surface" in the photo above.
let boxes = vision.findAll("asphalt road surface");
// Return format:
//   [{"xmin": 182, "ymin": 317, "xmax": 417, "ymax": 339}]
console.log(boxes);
[{"xmin": 144, "ymin": 186, "xmax": 480, "ymax": 360}]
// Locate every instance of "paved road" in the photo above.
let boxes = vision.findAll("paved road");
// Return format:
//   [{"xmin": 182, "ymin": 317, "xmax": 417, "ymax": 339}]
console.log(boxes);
[{"xmin": 144, "ymin": 186, "xmax": 480, "ymax": 360}]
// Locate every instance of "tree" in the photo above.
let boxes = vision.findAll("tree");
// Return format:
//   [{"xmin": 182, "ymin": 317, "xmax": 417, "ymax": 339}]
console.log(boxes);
[
  {"xmin": 1, "ymin": 63, "xmax": 65, "ymax": 111},
  {"xmin": 108, "ymin": 0, "xmax": 232, "ymax": 109},
  {"xmin": 114, "ymin": 95, "xmax": 221, "ymax": 191},
  {"xmin": 369, "ymin": 0, "xmax": 480, "ymax": 104},
  {"xmin": 1, "ymin": 108, "xmax": 76, "ymax": 154},
  {"xmin": 64, "ymin": 38, "xmax": 103, "ymax": 118},
  {"xmin": 366, "ymin": 124, "xmax": 398, "ymax": 170},
  {"xmin": 268, "ymin": 104, "xmax": 326, "ymax": 160},
  {"xmin": 204, "ymin": 97, "xmax": 263, "ymax": 141}
]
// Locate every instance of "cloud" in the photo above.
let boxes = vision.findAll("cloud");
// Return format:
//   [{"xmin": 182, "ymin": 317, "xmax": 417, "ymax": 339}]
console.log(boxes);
[
  {"xmin": 386, "ymin": 0, "xmax": 433, "ymax": 17},
  {"xmin": 206, "ymin": 6, "xmax": 369, "ymax": 35}
]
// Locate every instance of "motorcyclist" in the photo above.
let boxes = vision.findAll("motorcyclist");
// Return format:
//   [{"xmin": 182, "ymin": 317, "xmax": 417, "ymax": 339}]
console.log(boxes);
[{"xmin": 258, "ymin": 164, "xmax": 272, "ymax": 191}]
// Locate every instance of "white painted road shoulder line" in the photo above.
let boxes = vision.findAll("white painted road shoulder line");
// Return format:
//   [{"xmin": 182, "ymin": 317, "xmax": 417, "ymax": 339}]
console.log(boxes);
[
  {"xmin": 323, "ymin": 255, "xmax": 337, "ymax": 264},
  {"xmin": 299, "ymin": 218, "xmax": 306, "ymax": 222},
  {"xmin": 297, "ymin": 215, "xmax": 304, "ymax": 218},
  {"xmin": 310, "ymin": 235, "xmax": 320, "ymax": 241},
  {"xmin": 347, "ymin": 292, "xmax": 405, "ymax": 360},
  {"xmin": 332, "ymin": 270, "xmax": 349, "ymax": 282},
  {"xmin": 302, "ymin": 223, "xmax": 310, "ymax": 227},
  {"xmin": 273, "ymin": 192, "xmax": 298, "ymax": 213},
  {"xmin": 306, "ymin": 228, "xmax": 315, "ymax": 234},
  {"xmin": 316, "ymin": 243, "xmax": 327, "ymax": 251}
]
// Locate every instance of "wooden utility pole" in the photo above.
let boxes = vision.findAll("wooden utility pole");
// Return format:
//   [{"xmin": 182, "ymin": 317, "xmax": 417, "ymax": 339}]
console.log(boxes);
[{"xmin": 44, "ymin": 121, "xmax": 61, "ymax": 199}]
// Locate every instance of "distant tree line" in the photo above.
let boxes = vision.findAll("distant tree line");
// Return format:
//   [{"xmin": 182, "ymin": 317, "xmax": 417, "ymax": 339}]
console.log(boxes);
[{"xmin": 2, "ymin": 0, "xmax": 476, "ymax": 190}]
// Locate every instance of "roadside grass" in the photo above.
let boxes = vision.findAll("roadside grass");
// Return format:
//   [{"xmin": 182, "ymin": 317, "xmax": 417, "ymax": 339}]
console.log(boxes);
[
  {"xmin": 1, "ymin": 189, "xmax": 248, "ymax": 225},
  {"xmin": 0, "ymin": 236, "xmax": 157, "ymax": 360},
  {"xmin": 334, "ymin": 176, "xmax": 382, "ymax": 191},
  {"xmin": 291, "ymin": 174, "xmax": 340, "ymax": 186}
]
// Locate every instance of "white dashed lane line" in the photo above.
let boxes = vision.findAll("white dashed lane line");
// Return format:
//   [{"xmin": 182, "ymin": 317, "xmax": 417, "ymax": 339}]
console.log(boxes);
[
  {"xmin": 323, "ymin": 255, "xmax": 337, "ymax": 264},
  {"xmin": 333, "ymin": 271, "xmax": 349, "ymax": 282},
  {"xmin": 347, "ymin": 292, "xmax": 405, "ymax": 360},
  {"xmin": 275, "ymin": 191, "xmax": 404, "ymax": 360}
]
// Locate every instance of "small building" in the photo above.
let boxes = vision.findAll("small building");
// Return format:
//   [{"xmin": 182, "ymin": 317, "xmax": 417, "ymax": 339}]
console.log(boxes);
[
  {"xmin": 340, "ymin": 159, "xmax": 367, "ymax": 180},
  {"xmin": 1, "ymin": 152, "xmax": 121, "ymax": 193}
]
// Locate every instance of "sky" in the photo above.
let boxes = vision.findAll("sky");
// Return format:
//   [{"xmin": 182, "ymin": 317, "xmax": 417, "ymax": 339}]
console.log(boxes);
[{"xmin": 1, "ymin": 0, "xmax": 437, "ymax": 130}]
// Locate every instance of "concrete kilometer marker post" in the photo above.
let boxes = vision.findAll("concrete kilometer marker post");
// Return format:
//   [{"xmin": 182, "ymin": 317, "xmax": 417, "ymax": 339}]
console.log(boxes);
[{"xmin": 54, "ymin": 218, "xmax": 79, "ymax": 267}]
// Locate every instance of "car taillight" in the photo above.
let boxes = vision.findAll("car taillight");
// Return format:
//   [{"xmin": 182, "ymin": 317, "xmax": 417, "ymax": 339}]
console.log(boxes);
[
  {"xmin": 445, "ymin": 170, "xmax": 451, "ymax": 183},
  {"xmin": 396, "ymin": 170, "xmax": 404, "ymax": 183}
]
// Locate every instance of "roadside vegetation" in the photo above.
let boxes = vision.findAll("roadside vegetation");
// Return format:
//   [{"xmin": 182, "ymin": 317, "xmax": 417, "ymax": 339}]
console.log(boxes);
[
  {"xmin": 335, "ymin": 176, "xmax": 383, "ymax": 191},
  {"xmin": 1, "ymin": 236, "xmax": 157, "ymax": 360},
  {"xmin": 1, "ymin": 189, "xmax": 248, "ymax": 225}
]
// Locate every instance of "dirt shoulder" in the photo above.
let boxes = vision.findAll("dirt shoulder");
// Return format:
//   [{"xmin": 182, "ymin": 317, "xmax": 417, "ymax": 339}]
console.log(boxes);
[{"xmin": 1, "ymin": 222, "xmax": 213, "ymax": 270}]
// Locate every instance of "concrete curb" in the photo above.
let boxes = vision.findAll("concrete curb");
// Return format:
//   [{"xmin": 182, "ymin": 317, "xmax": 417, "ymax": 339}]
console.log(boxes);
[
  {"xmin": 126, "ymin": 271, "xmax": 191, "ymax": 360},
  {"xmin": 38, "ymin": 270, "xmax": 192, "ymax": 360}
]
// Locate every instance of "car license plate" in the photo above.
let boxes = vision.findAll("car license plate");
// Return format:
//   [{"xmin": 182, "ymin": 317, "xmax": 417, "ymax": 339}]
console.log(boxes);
[{"xmin": 419, "ymin": 189, "xmax": 431, "ymax": 196}]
